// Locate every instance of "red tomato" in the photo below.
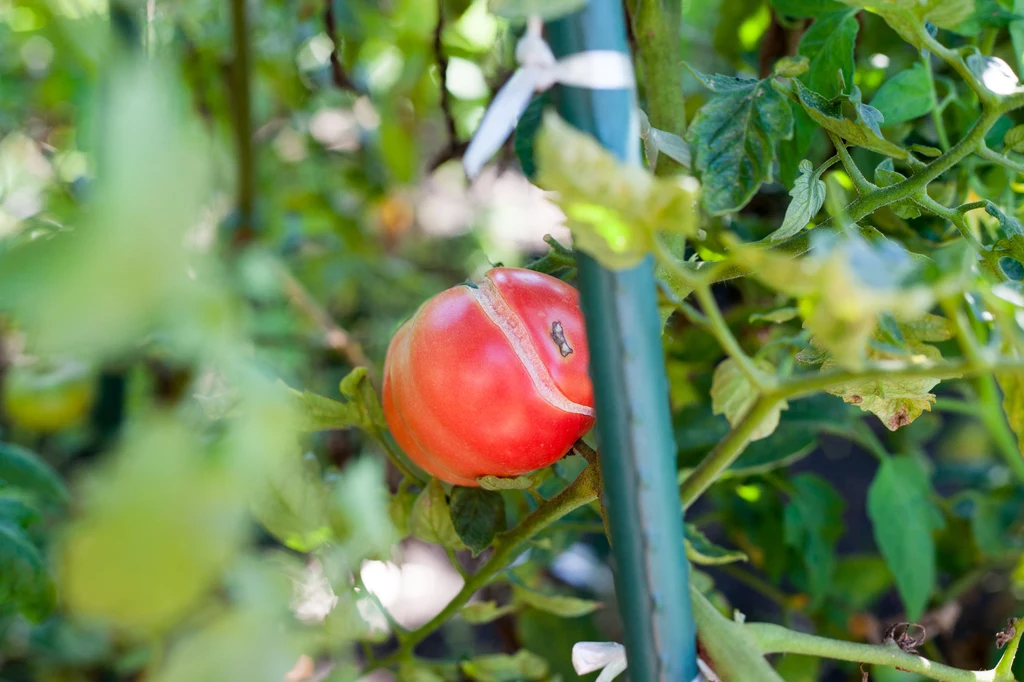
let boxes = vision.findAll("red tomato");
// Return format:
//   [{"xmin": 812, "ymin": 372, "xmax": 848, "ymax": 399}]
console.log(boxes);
[{"xmin": 382, "ymin": 267, "xmax": 596, "ymax": 486}]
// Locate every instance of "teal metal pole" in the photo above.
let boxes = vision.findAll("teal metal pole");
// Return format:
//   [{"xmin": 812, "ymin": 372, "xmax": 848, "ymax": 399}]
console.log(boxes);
[{"xmin": 545, "ymin": 4, "xmax": 699, "ymax": 681}]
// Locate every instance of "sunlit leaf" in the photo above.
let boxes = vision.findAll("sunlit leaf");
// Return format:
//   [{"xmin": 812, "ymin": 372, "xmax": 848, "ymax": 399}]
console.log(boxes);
[{"xmin": 536, "ymin": 112, "xmax": 698, "ymax": 269}]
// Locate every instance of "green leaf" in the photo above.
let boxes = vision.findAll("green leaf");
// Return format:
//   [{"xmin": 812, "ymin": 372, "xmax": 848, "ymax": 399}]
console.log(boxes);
[
  {"xmin": 794, "ymin": 80, "xmax": 908, "ymax": 159},
  {"xmin": 874, "ymin": 159, "xmax": 922, "ymax": 219},
  {"xmin": 449, "ymin": 487, "xmax": 506, "ymax": 555},
  {"xmin": 409, "ymin": 479, "xmax": 465, "ymax": 550},
  {"xmin": 477, "ymin": 474, "xmax": 536, "ymax": 490},
  {"xmin": 0, "ymin": 442, "xmax": 69, "ymax": 506},
  {"xmin": 966, "ymin": 489, "xmax": 1024, "ymax": 557},
  {"xmin": 685, "ymin": 68, "xmax": 794, "ymax": 214},
  {"xmin": 461, "ymin": 650, "xmax": 549, "ymax": 682},
  {"xmin": 771, "ymin": 0, "xmax": 845, "ymax": 17},
  {"xmin": 727, "ymin": 394, "xmax": 854, "ymax": 475},
  {"xmin": 0, "ymin": 492, "xmax": 41, "ymax": 530},
  {"xmin": 513, "ymin": 585, "xmax": 602, "ymax": 618},
  {"xmin": 398, "ymin": 664, "xmax": 446, "ymax": 682},
  {"xmin": 838, "ymin": 0, "xmax": 973, "ymax": 43},
  {"xmin": 749, "ymin": 307, "xmax": 800, "ymax": 324},
  {"xmin": 250, "ymin": 452, "xmax": 332, "ymax": 553},
  {"xmin": 870, "ymin": 63, "xmax": 933, "ymax": 125},
  {"xmin": 389, "ymin": 489, "xmax": 417, "ymax": 538},
  {"xmin": 513, "ymin": 93, "xmax": 547, "ymax": 180},
  {"xmin": 1005, "ymin": 124, "xmax": 1024, "ymax": 153},
  {"xmin": 328, "ymin": 457, "xmax": 398, "ymax": 561},
  {"xmin": 461, "ymin": 600, "xmax": 517, "ymax": 624},
  {"xmin": 710, "ymin": 358, "xmax": 788, "ymax": 441},
  {"xmin": 867, "ymin": 456, "xmax": 942, "ymax": 620},
  {"xmin": 798, "ymin": 10, "xmax": 859, "ymax": 99},
  {"xmin": 281, "ymin": 371, "xmax": 383, "ymax": 433},
  {"xmin": 0, "ymin": 521, "xmax": 56, "ymax": 622},
  {"xmin": 998, "ymin": 369, "xmax": 1024, "ymax": 454},
  {"xmin": 832, "ymin": 555, "xmax": 894, "ymax": 610},
  {"xmin": 488, "ymin": 0, "xmax": 587, "ymax": 21},
  {"xmin": 783, "ymin": 474, "xmax": 845, "ymax": 603},
  {"xmin": 768, "ymin": 159, "xmax": 826, "ymax": 243},
  {"xmin": 685, "ymin": 524, "xmax": 748, "ymax": 565}
]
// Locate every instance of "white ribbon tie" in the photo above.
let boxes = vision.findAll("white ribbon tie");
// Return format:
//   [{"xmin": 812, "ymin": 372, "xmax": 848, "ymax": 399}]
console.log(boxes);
[{"xmin": 462, "ymin": 15, "xmax": 636, "ymax": 178}]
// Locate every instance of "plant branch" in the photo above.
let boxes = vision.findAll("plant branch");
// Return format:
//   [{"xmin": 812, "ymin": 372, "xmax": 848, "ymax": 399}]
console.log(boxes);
[
  {"xmin": 942, "ymin": 298, "xmax": 1024, "ymax": 485},
  {"xmin": 829, "ymin": 133, "xmax": 875, "ymax": 194},
  {"xmin": 747, "ymin": 622, "xmax": 997, "ymax": 682},
  {"xmin": 278, "ymin": 266, "xmax": 374, "ymax": 371},
  {"xmin": 977, "ymin": 142, "xmax": 1024, "ymax": 175},
  {"xmin": 653, "ymin": 237, "xmax": 770, "ymax": 389},
  {"xmin": 371, "ymin": 465, "xmax": 601, "ymax": 668},
  {"xmin": 325, "ymin": 0, "xmax": 359, "ymax": 91},
  {"xmin": 922, "ymin": 51, "xmax": 951, "ymax": 151},
  {"xmin": 680, "ymin": 395, "xmax": 781, "ymax": 508},
  {"xmin": 229, "ymin": 0, "xmax": 255, "ymax": 247}
]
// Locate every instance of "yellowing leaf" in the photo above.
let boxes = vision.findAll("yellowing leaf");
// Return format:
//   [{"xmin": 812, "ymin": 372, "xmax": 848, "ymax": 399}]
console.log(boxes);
[
  {"xmin": 823, "ymin": 343, "xmax": 943, "ymax": 431},
  {"xmin": 710, "ymin": 358, "xmax": 788, "ymax": 441}
]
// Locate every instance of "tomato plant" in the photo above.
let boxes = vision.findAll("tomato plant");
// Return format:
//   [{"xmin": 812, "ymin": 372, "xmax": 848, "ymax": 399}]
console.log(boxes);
[
  {"xmin": 9, "ymin": 1, "xmax": 1024, "ymax": 682},
  {"xmin": 382, "ymin": 267, "xmax": 595, "ymax": 485}
]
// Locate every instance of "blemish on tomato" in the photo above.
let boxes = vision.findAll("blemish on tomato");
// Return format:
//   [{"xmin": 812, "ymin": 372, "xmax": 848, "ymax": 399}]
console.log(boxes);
[{"xmin": 550, "ymin": 321, "xmax": 573, "ymax": 357}]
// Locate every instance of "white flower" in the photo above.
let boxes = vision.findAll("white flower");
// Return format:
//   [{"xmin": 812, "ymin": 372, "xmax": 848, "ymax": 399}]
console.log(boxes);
[
  {"xmin": 572, "ymin": 642, "xmax": 627, "ymax": 682},
  {"xmin": 571, "ymin": 641, "xmax": 721, "ymax": 682}
]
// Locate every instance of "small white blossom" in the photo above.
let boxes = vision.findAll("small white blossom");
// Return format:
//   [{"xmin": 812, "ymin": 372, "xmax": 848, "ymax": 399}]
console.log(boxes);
[{"xmin": 572, "ymin": 642, "xmax": 627, "ymax": 682}]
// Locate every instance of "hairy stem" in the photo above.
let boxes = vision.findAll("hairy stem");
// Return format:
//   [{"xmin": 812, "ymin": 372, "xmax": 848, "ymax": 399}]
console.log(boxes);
[
  {"xmin": 626, "ymin": 0, "xmax": 686, "ymax": 175},
  {"xmin": 748, "ymin": 623, "xmax": 996, "ymax": 682}
]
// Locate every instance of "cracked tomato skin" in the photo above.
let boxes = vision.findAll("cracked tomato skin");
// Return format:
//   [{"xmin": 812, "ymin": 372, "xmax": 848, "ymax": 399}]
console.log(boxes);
[{"xmin": 382, "ymin": 267, "xmax": 596, "ymax": 486}]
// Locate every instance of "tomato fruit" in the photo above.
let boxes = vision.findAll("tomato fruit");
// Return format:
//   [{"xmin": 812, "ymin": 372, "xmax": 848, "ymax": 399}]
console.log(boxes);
[
  {"xmin": 3, "ymin": 359, "xmax": 96, "ymax": 432},
  {"xmin": 382, "ymin": 267, "xmax": 595, "ymax": 486}
]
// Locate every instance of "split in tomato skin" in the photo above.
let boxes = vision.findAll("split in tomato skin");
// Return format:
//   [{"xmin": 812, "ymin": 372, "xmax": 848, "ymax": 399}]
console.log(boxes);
[{"xmin": 382, "ymin": 267, "xmax": 596, "ymax": 485}]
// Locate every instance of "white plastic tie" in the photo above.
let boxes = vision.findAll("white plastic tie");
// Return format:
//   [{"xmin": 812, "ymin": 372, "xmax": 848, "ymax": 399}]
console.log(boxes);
[{"xmin": 462, "ymin": 15, "xmax": 635, "ymax": 178}]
